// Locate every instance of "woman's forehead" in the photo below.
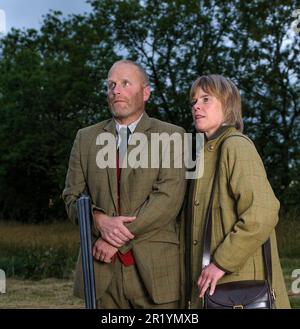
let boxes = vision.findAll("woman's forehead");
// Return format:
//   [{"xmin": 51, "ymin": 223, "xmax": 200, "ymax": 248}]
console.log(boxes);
[{"xmin": 193, "ymin": 87, "xmax": 211, "ymax": 97}]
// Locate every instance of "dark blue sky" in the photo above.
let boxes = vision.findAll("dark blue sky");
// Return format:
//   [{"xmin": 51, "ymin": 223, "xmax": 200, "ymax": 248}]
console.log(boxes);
[{"xmin": 0, "ymin": 0, "xmax": 92, "ymax": 34}]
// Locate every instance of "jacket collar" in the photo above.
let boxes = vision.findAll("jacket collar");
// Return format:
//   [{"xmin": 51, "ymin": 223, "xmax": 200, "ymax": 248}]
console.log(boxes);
[
  {"xmin": 206, "ymin": 124, "xmax": 236, "ymax": 142},
  {"xmin": 103, "ymin": 111, "xmax": 151, "ymax": 135}
]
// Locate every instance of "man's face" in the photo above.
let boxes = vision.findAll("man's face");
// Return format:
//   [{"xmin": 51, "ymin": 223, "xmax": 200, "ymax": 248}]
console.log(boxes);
[{"xmin": 107, "ymin": 63, "xmax": 150, "ymax": 124}]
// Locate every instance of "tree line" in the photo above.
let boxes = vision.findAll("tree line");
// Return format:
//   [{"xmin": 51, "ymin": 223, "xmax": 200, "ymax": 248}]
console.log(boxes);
[{"xmin": 0, "ymin": 0, "xmax": 299, "ymax": 222}]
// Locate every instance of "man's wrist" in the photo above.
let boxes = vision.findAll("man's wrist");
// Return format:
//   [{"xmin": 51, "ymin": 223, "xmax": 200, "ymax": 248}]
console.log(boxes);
[
  {"xmin": 92, "ymin": 211, "xmax": 106, "ymax": 234},
  {"xmin": 93, "ymin": 209, "xmax": 104, "ymax": 215}
]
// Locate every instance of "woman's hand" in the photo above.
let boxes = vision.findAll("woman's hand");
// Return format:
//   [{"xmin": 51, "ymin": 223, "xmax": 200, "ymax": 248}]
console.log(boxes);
[{"xmin": 197, "ymin": 263, "xmax": 225, "ymax": 298}]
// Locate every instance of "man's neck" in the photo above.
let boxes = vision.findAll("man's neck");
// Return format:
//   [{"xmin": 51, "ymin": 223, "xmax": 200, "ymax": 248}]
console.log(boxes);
[{"xmin": 114, "ymin": 112, "xmax": 144, "ymax": 128}]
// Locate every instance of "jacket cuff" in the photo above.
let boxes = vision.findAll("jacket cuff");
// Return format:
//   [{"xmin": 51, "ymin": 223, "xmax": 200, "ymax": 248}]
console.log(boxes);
[
  {"xmin": 212, "ymin": 258, "xmax": 233, "ymax": 274},
  {"xmin": 119, "ymin": 241, "xmax": 134, "ymax": 254},
  {"xmin": 91, "ymin": 204, "xmax": 105, "ymax": 214}
]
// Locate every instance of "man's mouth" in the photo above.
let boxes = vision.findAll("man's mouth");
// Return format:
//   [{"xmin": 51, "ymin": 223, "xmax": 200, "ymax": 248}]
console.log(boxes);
[{"xmin": 114, "ymin": 99, "xmax": 127, "ymax": 104}]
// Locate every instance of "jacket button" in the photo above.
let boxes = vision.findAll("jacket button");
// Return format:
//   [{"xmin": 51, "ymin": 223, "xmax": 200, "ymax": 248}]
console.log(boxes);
[
  {"xmin": 193, "ymin": 240, "xmax": 198, "ymax": 245},
  {"xmin": 194, "ymin": 200, "xmax": 200, "ymax": 206},
  {"xmin": 208, "ymin": 144, "xmax": 214, "ymax": 151}
]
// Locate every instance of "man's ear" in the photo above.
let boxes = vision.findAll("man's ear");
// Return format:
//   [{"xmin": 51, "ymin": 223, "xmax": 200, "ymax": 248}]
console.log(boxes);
[{"xmin": 143, "ymin": 86, "xmax": 151, "ymax": 102}]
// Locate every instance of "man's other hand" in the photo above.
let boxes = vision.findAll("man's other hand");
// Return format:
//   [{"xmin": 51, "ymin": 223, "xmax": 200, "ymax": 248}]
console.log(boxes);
[{"xmin": 93, "ymin": 211, "xmax": 136, "ymax": 247}]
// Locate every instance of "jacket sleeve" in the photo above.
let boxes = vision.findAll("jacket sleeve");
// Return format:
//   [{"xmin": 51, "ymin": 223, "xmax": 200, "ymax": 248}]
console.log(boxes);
[
  {"xmin": 62, "ymin": 129, "xmax": 104, "ymax": 236},
  {"xmin": 119, "ymin": 128, "xmax": 187, "ymax": 253},
  {"xmin": 213, "ymin": 137, "xmax": 280, "ymax": 273}
]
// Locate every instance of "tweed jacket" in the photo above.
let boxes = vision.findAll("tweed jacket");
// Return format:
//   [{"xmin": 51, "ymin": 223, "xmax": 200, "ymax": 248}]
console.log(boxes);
[
  {"xmin": 181, "ymin": 125, "xmax": 290, "ymax": 309},
  {"xmin": 63, "ymin": 113, "xmax": 187, "ymax": 304}
]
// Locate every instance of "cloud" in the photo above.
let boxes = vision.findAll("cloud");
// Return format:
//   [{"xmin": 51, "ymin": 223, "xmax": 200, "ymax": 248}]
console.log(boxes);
[{"xmin": 0, "ymin": 0, "xmax": 91, "ymax": 32}]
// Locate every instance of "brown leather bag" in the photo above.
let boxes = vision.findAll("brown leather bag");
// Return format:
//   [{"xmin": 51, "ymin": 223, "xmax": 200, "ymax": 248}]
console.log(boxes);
[{"xmin": 201, "ymin": 135, "xmax": 276, "ymax": 309}]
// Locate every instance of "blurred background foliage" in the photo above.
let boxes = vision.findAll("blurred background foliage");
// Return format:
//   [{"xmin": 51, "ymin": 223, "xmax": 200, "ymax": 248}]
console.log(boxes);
[{"xmin": 0, "ymin": 0, "xmax": 299, "ymax": 222}]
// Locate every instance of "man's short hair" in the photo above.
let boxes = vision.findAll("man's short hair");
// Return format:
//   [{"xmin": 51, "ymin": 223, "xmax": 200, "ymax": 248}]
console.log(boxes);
[{"xmin": 108, "ymin": 59, "xmax": 150, "ymax": 86}]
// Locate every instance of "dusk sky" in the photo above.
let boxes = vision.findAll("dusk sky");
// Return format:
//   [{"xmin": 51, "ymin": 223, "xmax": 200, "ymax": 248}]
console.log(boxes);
[{"xmin": 0, "ymin": 0, "xmax": 92, "ymax": 34}]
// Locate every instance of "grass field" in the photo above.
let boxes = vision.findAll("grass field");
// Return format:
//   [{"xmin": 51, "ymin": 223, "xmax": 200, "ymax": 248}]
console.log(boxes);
[
  {"xmin": 0, "ymin": 221, "xmax": 83, "ymax": 309},
  {"xmin": 0, "ymin": 215, "xmax": 299, "ymax": 309},
  {"xmin": 0, "ymin": 278, "xmax": 84, "ymax": 309},
  {"xmin": 0, "ymin": 221, "xmax": 79, "ymax": 279}
]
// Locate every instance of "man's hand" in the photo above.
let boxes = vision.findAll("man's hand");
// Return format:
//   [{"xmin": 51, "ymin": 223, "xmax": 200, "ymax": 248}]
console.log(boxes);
[
  {"xmin": 92, "ymin": 238, "xmax": 118, "ymax": 263},
  {"xmin": 93, "ymin": 211, "xmax": 136, "ymax": 248},
  {"xmin": 197, "ymin": 263, "xmax": 225, "ymax": 298}
]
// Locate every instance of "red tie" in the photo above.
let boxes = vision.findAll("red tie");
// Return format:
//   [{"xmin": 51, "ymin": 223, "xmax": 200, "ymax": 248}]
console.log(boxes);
[{"xmin": 114, "ymin": 130, "xmax": 135, "ymax": 266}]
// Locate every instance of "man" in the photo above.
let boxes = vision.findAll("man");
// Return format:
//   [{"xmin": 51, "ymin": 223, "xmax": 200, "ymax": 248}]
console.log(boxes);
[{"xmin": 62, "ymin": 60, "xmax": 186, "ymax": 308}]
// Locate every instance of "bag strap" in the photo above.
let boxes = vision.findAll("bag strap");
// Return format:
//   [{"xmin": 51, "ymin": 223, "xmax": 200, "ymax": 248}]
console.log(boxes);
[{"xmin": 201, "ymin": 134, "xmax": 273, "ymax": 286}]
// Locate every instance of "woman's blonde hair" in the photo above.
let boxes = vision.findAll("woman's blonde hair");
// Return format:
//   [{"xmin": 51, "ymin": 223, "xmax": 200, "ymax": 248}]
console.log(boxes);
[{"xmin": 190, "ymin": 74, "xmax": 243, "ymax": 132}]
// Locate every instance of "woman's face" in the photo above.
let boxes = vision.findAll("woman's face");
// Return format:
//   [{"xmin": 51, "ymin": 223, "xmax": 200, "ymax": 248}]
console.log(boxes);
[{"xmin": 191, "ymin": 88, "xmax": 225, "ymax": 138}]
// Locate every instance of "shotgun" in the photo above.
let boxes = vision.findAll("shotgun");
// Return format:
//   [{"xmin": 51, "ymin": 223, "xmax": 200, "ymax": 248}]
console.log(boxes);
[{"xmin": 76, "ymin": 194, "xmax": 97, "ymax": 309}]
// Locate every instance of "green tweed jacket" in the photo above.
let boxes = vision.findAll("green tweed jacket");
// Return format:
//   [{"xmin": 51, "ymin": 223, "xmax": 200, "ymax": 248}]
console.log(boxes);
[
  {"xmin": 63, "ymin": 112, "xmax": 186, "ymax": 304},
  {"xmin": 180, "ymin": 125, "xmax": 290, "ymax": 309}
]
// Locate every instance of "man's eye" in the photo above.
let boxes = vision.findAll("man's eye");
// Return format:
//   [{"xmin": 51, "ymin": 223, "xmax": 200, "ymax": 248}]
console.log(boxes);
[
  {"xmin": 123, "ymin": 80, "xmax": 130, "ymax": 87},
  {"xmin": 108, "ymin": 82, "xmax": 116, "ymax": 89}
]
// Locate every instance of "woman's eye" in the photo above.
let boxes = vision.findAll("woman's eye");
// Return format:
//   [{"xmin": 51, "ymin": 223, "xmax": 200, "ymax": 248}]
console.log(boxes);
[
  {"xmin": 190, "ymin": 99, "xmax": 197, "ymax": 106},
  {"xmin": 203, "ymin": 97, "xmax": 209, "ymax": 103}
]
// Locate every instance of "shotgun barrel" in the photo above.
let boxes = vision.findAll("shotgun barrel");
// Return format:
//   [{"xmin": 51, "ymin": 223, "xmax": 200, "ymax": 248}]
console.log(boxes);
[{"xmin": 77, "ymin": 194, "xmax": 97, "ymax": 309}]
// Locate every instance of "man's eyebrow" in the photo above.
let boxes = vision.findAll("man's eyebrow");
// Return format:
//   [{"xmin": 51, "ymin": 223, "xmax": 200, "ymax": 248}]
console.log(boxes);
[{"xmin": 107, "ymin": 78, "xmax": 132, "ymax": 83}]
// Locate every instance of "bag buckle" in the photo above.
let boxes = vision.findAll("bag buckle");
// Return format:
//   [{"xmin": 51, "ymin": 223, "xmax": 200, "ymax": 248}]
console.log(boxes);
[
  {"xmin": 233, "ymin": 304, "xmax": 244, "ymax": 309},
  {"xmin": 271, "ymin": 288, "xmax": 276, "ymax": 301}
]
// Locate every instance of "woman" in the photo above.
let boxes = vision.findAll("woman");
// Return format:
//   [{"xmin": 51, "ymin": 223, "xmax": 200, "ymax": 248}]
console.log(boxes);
[{"xmin": 181, "ymin": 74, "xmax": 290, "ymax": 309}]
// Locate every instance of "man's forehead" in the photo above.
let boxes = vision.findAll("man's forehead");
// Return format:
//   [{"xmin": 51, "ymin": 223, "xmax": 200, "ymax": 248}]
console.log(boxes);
[{"xmin": 108, "ymin": 63, "xmax": 141, "ymax": 80}]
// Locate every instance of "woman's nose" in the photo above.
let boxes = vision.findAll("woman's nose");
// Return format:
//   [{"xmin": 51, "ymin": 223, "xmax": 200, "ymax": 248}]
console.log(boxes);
[{"xmin": 193, "ymin": 101, "xmax": 201, "ymax": 111}]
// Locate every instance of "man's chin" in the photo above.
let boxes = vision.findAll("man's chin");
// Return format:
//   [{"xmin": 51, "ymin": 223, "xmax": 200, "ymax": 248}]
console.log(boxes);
[{"xmin": 111, "ymin": 111, "xmax": 129, "ymax": 120}]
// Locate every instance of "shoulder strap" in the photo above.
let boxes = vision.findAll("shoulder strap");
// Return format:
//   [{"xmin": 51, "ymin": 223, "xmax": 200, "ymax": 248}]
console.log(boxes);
[{"xmin": 201, "ymin": 134, "xmax": 272, "ymax": 286}]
